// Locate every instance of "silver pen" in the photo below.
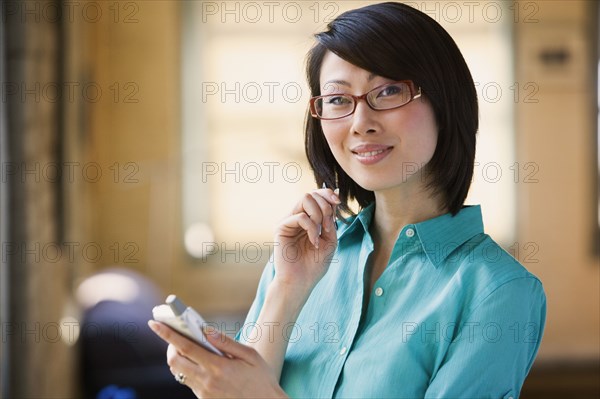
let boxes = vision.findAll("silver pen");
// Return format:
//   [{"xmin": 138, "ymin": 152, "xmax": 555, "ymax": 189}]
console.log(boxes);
[
  {"xmin": 322, "ymin": 182, "xmax": 338, "ymax": 232},
  {"xmin": 318, "ymin": 183, "xmax": 325, "ymax": 236}
]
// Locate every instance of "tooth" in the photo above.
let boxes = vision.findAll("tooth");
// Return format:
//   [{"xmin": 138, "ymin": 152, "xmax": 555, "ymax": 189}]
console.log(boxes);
[{"xmin": 358, "ymin": 149, "xmax": 384, "ymax": 157}]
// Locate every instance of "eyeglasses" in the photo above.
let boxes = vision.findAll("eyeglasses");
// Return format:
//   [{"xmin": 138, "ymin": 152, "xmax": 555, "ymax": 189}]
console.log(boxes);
[{"xmin": 309, "ymin": 80, "xmax": 421, "ymax": 120}]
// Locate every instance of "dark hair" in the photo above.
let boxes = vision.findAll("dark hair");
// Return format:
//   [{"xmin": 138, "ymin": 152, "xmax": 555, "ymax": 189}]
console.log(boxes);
[{"xmin": 304, "ymin": 2, "xmax": 478, "ymax": 217}]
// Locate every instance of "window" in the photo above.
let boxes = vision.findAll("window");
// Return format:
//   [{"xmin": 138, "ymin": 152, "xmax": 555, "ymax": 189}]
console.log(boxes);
[{"xmin": 181, "ymin": 1, "xmax": 517, "ymax": 261}]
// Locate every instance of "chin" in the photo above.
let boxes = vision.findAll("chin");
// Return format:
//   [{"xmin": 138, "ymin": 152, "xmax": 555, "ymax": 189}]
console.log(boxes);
[
  {"xmin": 351, "ymin": 173, "xmax": 423, "ymax": 193},
  {"xmin": 352, "ymin": 177, "xmax": 397, "ymax": 192}
]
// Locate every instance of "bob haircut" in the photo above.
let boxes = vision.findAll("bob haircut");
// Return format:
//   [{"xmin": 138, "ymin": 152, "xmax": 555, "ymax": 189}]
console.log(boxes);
[{"xmin": 305, "ymin": 2, "xmax": 478, "ymax": 217}]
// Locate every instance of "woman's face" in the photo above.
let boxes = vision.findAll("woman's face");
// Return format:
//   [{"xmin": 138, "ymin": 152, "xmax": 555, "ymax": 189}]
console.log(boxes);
[{"xmin": 319, "ymin": 51, "xmax": 439, "ymax": 194}]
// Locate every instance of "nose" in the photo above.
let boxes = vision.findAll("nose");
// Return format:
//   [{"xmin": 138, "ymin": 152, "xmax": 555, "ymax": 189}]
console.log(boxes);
[{"xmin": 350, "ymin": 100, "xmax": 379, "ymax": 135}]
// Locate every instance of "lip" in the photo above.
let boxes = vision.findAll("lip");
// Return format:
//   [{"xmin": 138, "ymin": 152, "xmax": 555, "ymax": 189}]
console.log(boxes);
[{"xmin": 350, "ymin": 144, "xmax": 393, "ymax": 165}]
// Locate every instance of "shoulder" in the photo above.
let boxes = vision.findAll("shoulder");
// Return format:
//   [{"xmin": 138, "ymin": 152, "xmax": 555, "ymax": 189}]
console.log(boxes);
[
  {"xmin": 455, "ymin": 233, "xmax": 545, "ymax": 312},
  {"xmin": 460, "ymin": 233, "xmax": 541, "ymax": 283},
  {"xmin": 450, "ymin": 233, "xmax": 546, "ymax": 314}
]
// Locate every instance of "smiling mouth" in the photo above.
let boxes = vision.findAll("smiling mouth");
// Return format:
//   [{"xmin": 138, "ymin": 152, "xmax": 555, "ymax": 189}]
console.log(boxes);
[
  {"xmin": 351, "ymin": 146, "xmax": 393, "ymax": 164},
  {"xmin": 353, "ymin": 149, "xmax": 389, "ymax": 157}
]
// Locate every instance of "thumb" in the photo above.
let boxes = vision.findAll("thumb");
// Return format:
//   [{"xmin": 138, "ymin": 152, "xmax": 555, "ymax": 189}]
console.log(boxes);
[
  {"xmin": 323, "ymin": 203, "xmax": 338, "ymax": 242},
  {"xmin": 204, "ymin": 327, "xmax": 259, "ymax": 363}
]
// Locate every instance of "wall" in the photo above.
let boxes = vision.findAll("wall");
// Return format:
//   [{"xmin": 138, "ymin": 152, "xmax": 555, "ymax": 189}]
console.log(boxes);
[
  {"xmin": 80, "ymin": 0, "xmax": 599, "ymax": 363},
  {"xmin": 1, "ymin": 0, "xmax": 597, "ymax": 397},
  {"xmin": 514, "ymin": 0, "xmax": 599, "ymax": 361},
  {"xmin": 82, "ymin": 0, "xmax": 266, "ymax": 316}
]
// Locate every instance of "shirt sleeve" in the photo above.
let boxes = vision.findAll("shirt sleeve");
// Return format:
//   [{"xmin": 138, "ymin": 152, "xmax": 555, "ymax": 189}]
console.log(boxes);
[
  {"xmin": 424, "ymin": 275, "xmax": 547, "ymax": 399},
  {"xmin": 234, "ymin": 258, "xmax": 276, "ymax": 344}
]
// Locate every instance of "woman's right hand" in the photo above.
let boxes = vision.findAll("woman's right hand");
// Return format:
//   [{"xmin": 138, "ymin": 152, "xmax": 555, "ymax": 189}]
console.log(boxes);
[{"xmin": 272, "ymin": 187, "xmax": 340, "ymax": 297}]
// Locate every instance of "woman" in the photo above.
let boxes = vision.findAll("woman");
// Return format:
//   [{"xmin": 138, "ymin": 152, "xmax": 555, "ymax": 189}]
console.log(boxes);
[{"xmin": 149, "ymin": 2, "xmax": 546, "ymax": 398}]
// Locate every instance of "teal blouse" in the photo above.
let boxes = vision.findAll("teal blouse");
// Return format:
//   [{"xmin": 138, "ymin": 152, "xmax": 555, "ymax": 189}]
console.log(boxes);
[{"xmin": 237, "ymin": 205, "xmax": 546, "ymax": 398}]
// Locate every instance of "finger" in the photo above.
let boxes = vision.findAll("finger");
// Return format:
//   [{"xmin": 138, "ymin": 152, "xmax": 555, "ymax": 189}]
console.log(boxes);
[
  {"xmin": 278, "ymin": 212, "xmax": 321, "ymax": 248},
  {"xmin": 309, "ymin": 192, "xmax": 335, "ymax": 233},
  {"xmin": 167, "ymin": 343, "xmax": 199, "ymax": 370},
  {"xmin": 167, "ymin": 344, "xmax": 205, "ymax": 388},
  {"xmin": 203, "ymin": 328, "xmax": 259, "ymax": 365},
  {"xmin": 316, "ymin": 187, "xmax": 341, "ymax": 205},
  {"xmin": 294, "ymin": 189, "xmax": 340, "ymax": 233},
  {"xmin": 290, "ymin": 189, "xmax": 338, "ymax": 217},
  {"xmin": 148, "ymin": 320, "xmax": 221, "ymax": 365},
  {"xmin": 328, "ymin": 202, "xmax": 338, "ymax": 235},
  {"xmin": 291, "ymin": 193, "xmax": 325, "ymax": 229},
  {"xmin": 167, "ymin": 341, "xmax": 197, "ymax": 365}
]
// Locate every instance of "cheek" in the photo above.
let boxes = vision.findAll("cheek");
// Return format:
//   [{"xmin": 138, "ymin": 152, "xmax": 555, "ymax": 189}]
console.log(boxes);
[
  {"xmin": 404, "ymin": 107, "xmax": 438, "ymax": 160},
  {"xmin": 321, "ymin": 121, "xmax": 347, "ymax": 152},
  {"xmin": 415, "ymin": 125, "xmax": 438, "ymax": 158}
]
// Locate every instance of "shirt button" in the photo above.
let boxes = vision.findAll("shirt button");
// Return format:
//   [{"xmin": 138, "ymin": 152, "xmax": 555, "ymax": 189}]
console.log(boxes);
[
  {"xmin": 406, "ymin": 228, "xmax": 415, "ymax": 237},
  {"xmin": 339, "ymin": 347, "xmax": 347, "ymax": 356},
  {"xmin": 374, "ymin": 287, "xmax": 384, "ymax": 297}
]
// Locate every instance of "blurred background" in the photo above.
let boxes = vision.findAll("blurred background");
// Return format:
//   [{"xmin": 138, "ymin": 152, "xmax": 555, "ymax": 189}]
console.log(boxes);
[{"xmin": 0, "ymin": 0, "xmax": 598, "ymax": 397}]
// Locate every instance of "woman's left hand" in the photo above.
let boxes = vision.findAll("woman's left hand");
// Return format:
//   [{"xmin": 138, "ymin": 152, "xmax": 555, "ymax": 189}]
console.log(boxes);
[{"xmin": 148, "ymin": 320, "xmax": 288, "ymax": 398}]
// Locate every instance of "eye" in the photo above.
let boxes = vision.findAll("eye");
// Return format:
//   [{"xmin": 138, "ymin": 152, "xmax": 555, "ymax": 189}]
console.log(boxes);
[
  {"xmin": 325, "ymin": 95, "xmax": 352, "ymax": 105},
  {"xmin": 377, "ymin": 84, "xmax": 403, "ymax": 98}
]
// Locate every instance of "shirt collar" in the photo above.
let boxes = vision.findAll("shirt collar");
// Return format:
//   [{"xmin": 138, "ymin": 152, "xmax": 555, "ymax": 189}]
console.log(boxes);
[
  {"xmin": 413, "ymin": 205, "xmax": 484, "ymax": 268},
  {"xmin": 337, "ymin": 204, "xmax": 484, "ymax": 268},
  {"xmin": 336, "ymin": 202, "xmax": 376, "ymax": 241}
]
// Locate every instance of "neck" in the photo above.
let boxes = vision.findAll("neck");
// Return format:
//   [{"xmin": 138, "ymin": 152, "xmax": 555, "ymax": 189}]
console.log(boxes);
[{"xmin": 370, "ymin": 183, "xmax": 447, "ymax": 247}]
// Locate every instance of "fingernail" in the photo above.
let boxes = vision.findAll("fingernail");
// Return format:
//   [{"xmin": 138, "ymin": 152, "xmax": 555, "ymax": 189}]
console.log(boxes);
[
  {"xmin": 148, "ymin": 320, "xmax": 160, "ymax": 333},
  {"xmin": 331, "ymin": 189, "xmax": 341, "ymax": 204},
  {"xmin": 315, "ymin": 236, "xmax": 320, "ymax": 249},
  {"xmin": 203, "ymin": 326, "xmax": 221, "ymax": 338}
]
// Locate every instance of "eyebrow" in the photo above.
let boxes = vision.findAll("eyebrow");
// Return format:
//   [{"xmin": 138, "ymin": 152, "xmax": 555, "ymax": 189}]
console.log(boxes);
[{"xmin": 323, "ymin": 73, "xmax": 378, "ymax": 88}]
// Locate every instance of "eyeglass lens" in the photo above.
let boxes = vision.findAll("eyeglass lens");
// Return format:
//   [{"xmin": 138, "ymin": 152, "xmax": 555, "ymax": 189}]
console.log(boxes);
[{"xmin": 315, "ymin": 82, "xmax": 413, "ymax": 119}]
